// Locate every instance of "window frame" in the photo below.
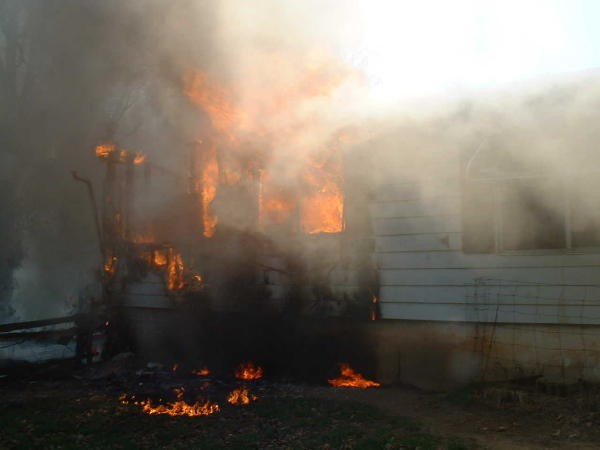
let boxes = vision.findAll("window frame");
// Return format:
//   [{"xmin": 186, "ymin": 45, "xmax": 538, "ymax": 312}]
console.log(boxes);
[{"xmin": 464, "ymin": 172, "xmax": 600, "ymax": 255}]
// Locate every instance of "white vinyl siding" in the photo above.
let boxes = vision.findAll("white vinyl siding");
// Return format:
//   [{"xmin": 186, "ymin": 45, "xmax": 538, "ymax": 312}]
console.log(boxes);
[{"xmin": 372, "ymin": 143, "xmax": 600, "ymax": 325}]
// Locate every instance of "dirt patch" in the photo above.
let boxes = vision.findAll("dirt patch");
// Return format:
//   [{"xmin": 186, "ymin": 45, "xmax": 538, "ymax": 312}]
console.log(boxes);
[{"xmin": 316, "ymin": 383, "xmax": 600, "ymax": 449}]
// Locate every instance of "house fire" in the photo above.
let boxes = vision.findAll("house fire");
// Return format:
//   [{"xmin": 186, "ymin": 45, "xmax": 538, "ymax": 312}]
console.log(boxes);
[{"xmin": 79, "ymin": 58, "xmax": 378, "ymax": 381}]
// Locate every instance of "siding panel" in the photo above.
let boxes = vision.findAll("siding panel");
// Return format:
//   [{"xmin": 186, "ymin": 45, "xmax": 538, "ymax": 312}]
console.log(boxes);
[
  {"xmin": 374, "ymin": 215, "xmax": 461, "ymax": 235},
  {"xmin": 372, "ymin": 156, "xmax": 600, "ymax": 325},
  {"xmin": 371, "ymin": 196, "xmax": 461, "ymax": 219},
  {"xmin": 380, "ymin": 267, "xmax": 600, "ymax": 286},
  {"xmin": 380, "ymin": 301, "xmax": 600, "ymax": 325},
  {"xmin": 376, "ymin": 233, "xmax": 462, "ymax": 252},
  {"xmin": 376, "ymin": 251, "xmax": 600, "ymax": 269}
]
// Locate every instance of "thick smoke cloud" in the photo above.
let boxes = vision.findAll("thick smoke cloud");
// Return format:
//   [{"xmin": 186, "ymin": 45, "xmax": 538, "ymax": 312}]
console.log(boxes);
[{"xmin": 0, "ymin": 0, "xmax": 218, "ymax": 320}]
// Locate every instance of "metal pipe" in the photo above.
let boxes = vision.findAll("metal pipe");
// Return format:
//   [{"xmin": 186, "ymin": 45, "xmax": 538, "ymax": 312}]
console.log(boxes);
[{"xmin": 72, "ymin": 171, "xmax": 104, "ymax": 263}]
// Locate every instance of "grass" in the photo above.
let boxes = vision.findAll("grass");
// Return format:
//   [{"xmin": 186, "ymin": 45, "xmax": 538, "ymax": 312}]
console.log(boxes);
[{"xmin": 0, "ymin": 387, "xmax": 475, "ymax": 449}]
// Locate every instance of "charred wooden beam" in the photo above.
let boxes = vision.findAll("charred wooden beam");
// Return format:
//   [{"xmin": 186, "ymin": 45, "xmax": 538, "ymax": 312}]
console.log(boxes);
[
  {"xmin": 0, "ymin": 328, "xmax": 77, "ymax": 341},
  {"xmin": 0, "ymin": 315, "xmax": 79, "ymax": 333}
]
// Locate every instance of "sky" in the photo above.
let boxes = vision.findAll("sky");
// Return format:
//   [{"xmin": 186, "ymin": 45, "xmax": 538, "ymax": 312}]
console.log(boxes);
[{"xmin": 346, "ymin": 0, "xmax": 600, "ymax": 102}]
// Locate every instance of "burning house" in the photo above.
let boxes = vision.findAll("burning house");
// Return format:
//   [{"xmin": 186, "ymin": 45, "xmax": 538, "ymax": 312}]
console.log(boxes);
[
  {"xmin": 5, "ymin": 1, "xmax": 600, "ymax": 400},
  {"xmin": 76, "ymin": 61, "xmax": 378, "ymax": 380}
]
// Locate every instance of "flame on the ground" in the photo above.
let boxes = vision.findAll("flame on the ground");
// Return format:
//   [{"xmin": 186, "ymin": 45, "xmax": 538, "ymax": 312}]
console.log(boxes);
[
  {"xmin": 328, "ymin": 363, "xmax": 380, "ymax": 388},
  {"xmin": 192, "ymin": 367, "xmax": 210, "ymax": 376},
  {"xmin": 227, "ymin": 387, "xmax": 257, "ymax": 406},
  {"xmin": 120, "ymin": 388, "xmax": 219, "ymax": 417},
  {"xmin": 172, "ymin": 363, "xmax": 179, "ymax": 372},
  {"xmin": 234, "ymin": 362, "xmax": 263, "ymax": 380}
]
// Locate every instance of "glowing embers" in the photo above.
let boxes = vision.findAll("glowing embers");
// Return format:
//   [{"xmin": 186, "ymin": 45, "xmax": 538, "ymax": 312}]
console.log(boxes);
[
  {"xmin": 328, "ymin": 363, "xmax": 380, "ymax": 389},
  {"xmin": 234, "ymin": 362, "xmax": 264, "ymax": 381},
  {"xmin": 120, "ymin": 388, "xmax": 219, "ymax": 417},
  {"xmin": 227, "ymin": 387, "xmax": 257, "ymax": 406}
]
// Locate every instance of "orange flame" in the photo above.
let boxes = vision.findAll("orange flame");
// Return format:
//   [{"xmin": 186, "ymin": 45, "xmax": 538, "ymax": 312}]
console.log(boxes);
[
  {"xmin": 328, "ymin": 364, "xmax": 380, "ymax": 389},
  {"xmin": 200, "ymin": 142, "xmax": 219, "ymax": 238},
  {"xmin": 258, "ymin": 171, "xmax": 296, "ymax": 230},
  {"xmin": 227, "ymin": 387, "xmax": 257, "ymax": 406},
  {"xmin": 152, "ymin": 249, "xmax": 168, "ymax": 267},
  {"xmin": 184, "ymin": 71, "xmax": 242, "ymax": 138},
  {"xmin": 121, "ymin": 388, "xmax": 219, "ymax": 417},
  {"xmin": 95, "ymin": 143, "xmax": 145, "ymax": 165},
  {"xmin": 167, "ymin": 250, "xmax": 185, "ymax": 291},
  {"xmin": 95, "ymin": 143, "xmax": 116, "ymax": 159},
  {"xmin": 133, "ymin": 152, "xmax": 146, "ymax": 165},
  {"xmin": 192, "ymin": 367, "xmax": 210, "ymax": 376},
  {"xmin": 103, "ymin": 255, "xmax": 117, "ymax": 275},
  {"xmin": 183, "ymin": 53, "xmax": 355, "ymax": 237},
  {"xmin": 234, "ymin": 362, "xmax": 263, "ymax": 380},
  {"xmin": 300, "ymin": 148, "xmax": 344, "ymax": 234}
]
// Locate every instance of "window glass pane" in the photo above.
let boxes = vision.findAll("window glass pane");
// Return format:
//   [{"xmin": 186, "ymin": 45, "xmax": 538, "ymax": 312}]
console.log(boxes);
[
  {"xmin": 571, "ymin": 176, "xmax": 600, "ymax": 247},
  {"xmin": 500, "ymin": 180, "xmax": 565, "ymax": 250},
  {"xmin": 462, "ymin": 180, "xmax": 495, "ymax": 253}
]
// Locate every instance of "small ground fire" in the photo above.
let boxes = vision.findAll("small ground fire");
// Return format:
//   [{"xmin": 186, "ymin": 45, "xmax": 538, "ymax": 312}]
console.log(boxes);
[
  {"xmin": 120, "ymin": 388, "xmax": 220, "ymax": 417},
  {"xmin": 328, "ymin": 364, "xmax": 381, "ymax": 389},
  {"xmin": 227, "ymin": 387, "xmax": 258, "ymax": 406},
  {"xmin": 234, "ymin": 362, "xmax": 263, "ymax": 381}
]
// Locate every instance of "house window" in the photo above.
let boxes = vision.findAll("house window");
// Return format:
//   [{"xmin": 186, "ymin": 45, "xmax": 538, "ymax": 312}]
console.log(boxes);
[
  {"xmin": 463, "ymin": 175, "xmax": 600, "ymax": 253},
  {"xmin": 570, "ymin": 175, "xmax": 600, "ymax": 247},
  {"xmin": 498, "ymin": 179, "xmax": 565, "ymax": 250}
]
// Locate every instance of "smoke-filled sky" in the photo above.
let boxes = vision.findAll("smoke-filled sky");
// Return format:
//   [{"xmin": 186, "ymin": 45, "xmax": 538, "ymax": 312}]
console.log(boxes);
[
  {"xmin": 210, "ymin": 0, "xmax": 600, "ymax": 104},
  {"xmin": 352, "ymin": 0, "xmax": 600, "ymax": 101}
]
